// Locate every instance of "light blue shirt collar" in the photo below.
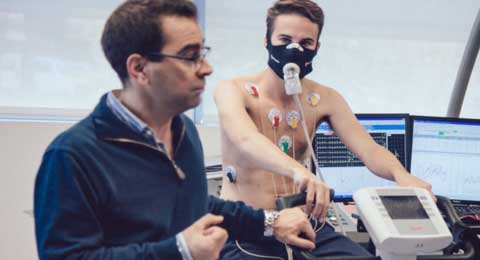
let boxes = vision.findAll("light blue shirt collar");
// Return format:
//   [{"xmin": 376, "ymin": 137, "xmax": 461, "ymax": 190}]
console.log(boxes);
[{"xmin": 106, "ymin": 90, "xmax": 159, "ymax": 145}]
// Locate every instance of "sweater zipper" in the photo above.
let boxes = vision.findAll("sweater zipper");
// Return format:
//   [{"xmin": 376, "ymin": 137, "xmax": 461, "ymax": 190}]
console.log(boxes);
[
  {"xmin": 103, "ymin": 137, "xmax": 186, "ymax": 180},
  {"xmin": 174, "ymin": 125, "xmax": 186, "ymax": 156}
]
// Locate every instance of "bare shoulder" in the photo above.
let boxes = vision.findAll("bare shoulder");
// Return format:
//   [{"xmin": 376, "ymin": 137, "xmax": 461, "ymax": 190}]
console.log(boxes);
[
  {"xmin": 214, "ymin": 78, "xmax": 239, "ymax": 104},
  {"xmin": 215, "ymin": 78, "xmax": 236, "ymax": 95},
  {"xmin": 214, "ymin": 74, "xmax": 262, "ymax": 102},
  {"xmin": 302, "ymin": 78, "xmax": 342, "ymax": 100},
  {"xmin": 216, "ymin": 75, "xmax": 254, "ymax": 93}
]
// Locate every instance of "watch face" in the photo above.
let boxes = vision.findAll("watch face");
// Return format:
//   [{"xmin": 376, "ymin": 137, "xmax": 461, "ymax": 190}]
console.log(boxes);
[
  {"xmin": 264, "ymin": 227, "xmax": 274, "ymax": 237},
  {"xmin": 264, "ymin": 211, "xmax": 279, "ymax": 237}
]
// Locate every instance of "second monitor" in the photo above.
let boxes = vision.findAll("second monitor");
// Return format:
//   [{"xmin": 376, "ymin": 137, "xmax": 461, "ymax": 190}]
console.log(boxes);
[{"xmin": 312, "ymin": 114, "xmax": 408, "ymax": 200}]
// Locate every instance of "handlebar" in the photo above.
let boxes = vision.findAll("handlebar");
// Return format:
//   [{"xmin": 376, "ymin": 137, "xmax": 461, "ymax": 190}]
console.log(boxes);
[
  {"xmin": 436, "ymin": 196, "xmax": 480, "ymax": 232},
  {"xmin": 275, "ymin": 189, "xmax": 335, "ymax": 211}
]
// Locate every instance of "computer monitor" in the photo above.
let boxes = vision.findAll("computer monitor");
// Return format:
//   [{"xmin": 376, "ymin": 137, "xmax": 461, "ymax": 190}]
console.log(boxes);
[
  {"xmin": 409, "ymin": 116, "xmax": 480, "ymax": 203},
  {"xmin": 312, "ymin": 114, "xmax": 409, "ymax": 201}
]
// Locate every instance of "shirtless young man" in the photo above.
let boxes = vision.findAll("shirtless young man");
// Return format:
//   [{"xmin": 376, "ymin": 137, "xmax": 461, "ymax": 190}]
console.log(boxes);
[{"xmin": 215, "ymin": 0, "xmax": 433, "ymax": 259}]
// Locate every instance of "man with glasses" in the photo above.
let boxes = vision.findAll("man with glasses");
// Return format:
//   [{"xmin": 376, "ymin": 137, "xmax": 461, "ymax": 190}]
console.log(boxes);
[{"xmin": 34, "ymin": 0, "xmax": 316, "ymax": 259}]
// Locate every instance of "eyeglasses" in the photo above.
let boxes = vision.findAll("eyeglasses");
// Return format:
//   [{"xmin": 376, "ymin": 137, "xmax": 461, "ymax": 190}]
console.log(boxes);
[{"xmin": 146, "ymin": 46, "xmax": 211, "ymax": 71}]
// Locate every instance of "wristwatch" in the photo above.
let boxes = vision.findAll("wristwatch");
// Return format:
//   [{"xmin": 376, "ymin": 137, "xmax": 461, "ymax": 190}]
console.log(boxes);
[{"xmin": 263, "ymin": 210, "xmax": 280, "ymax": 236}]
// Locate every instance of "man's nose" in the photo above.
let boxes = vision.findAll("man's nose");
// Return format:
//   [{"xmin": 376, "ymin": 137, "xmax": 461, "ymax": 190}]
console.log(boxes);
[{"xmin": 197, "ymin": 59, "xmax": 213, "ymax": 77}]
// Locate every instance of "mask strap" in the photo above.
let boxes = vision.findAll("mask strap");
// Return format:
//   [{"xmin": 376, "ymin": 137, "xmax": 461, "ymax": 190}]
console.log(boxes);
[{"xmin": 266, "ymin": 33, "xmax": 272, "ymax": 46}]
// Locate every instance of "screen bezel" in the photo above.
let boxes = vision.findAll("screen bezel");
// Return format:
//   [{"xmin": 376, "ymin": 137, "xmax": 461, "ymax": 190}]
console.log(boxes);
[
  {"xmin": 408, "ymin": 115, "xmax": 480, "ymax": 205},
  {"xmin": 313, "ymin": 113, "xmax": 410, "ymax": 203}
]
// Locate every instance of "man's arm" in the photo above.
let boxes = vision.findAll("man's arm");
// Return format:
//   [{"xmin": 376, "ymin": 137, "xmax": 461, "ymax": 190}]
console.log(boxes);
[
  {"xmin": 214, "ymin": 80, "xmax": 306, "ymax": 180},
  {"xmin": 214, "ymin": 81, "xmax": 330, "ymax": 220},
  {"xmin": 208, "ymin": 195, "xmax": 264, "ymax": 241},
  {"xmin": 325, "ymin": 88, "xmax": 432, "ymax": 193},
  {"xmin": 34, "ymin": 149, "xmax": 226, "ymax": 260},
  {"xmin": 208, "ymin": 196, "xmax": 316, "ymax": 250}
]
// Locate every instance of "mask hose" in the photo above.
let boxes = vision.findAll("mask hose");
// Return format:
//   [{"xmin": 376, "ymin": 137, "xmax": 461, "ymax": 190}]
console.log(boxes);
[{"xmin": 284, "ymin": 63, "xmax": 347, "ymax": 236}]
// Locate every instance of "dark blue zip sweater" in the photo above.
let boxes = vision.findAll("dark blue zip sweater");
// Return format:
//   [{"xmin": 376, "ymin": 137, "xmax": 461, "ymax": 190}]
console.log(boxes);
[{"xmin": 34, "ymin": 94, "xmax": 264, "ymax": 259}]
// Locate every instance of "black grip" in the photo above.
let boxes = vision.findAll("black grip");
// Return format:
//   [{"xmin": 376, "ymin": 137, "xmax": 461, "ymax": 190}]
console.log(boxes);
[
  {"xmin": 436, "ymin": 195, "xmax": 480, "ymax": 231},
  {"xmin": 275, "ymin": 189, "xmax": 335, "ymax": 211}
]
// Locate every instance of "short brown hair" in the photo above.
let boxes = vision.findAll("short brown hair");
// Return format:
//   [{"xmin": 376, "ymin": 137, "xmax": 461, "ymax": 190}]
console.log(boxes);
[
  {"xmin": 266, "ymin": 0, "xmax": 324, "ymax": 41},
  {"xmin": 101, "ymin": 0, "xmax": 197, "ymax": 83}
]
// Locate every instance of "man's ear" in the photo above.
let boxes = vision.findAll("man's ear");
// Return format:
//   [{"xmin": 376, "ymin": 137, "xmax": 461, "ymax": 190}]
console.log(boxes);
[
  {"xmin": 264, "ymin": 37, "xmax": 267, "ymax": 48},
  {"xmin": 316, "ymin": 41, "xmax": 321, "ymax": 52},
  {"xmin": 126, "ymin": 54, "xmax": 148, "ymax": 85}
]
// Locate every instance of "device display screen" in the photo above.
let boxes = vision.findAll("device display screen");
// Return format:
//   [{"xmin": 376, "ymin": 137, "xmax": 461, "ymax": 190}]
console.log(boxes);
[{"xmin": 380, "ymin": 196, "xmax": 429, "ymax": 219}]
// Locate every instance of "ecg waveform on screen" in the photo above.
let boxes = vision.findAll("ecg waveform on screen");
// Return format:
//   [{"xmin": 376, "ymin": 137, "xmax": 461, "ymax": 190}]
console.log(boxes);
[
  {"xmin": 463, "ymin": 176, "xmax": 480, "ymax": 185},
  {"xmin": 314, "ymin": 132, "xmax": 393, "ymax": 167},
  {"xmin": 314, "ymin": 134, "xmax": 363, "ymax": 167},
  {"xmin": 388, "ymin": 134, "xmax": 406, "ymax": 166},
  {"xmin": 415, "ymin": 163, "xmax": 448, "ymax": 183}
]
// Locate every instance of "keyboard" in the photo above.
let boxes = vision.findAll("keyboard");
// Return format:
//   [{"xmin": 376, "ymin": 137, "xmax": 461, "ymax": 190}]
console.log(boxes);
[
  {"xmin": 454, "ymin": 204, "xmax": 480, "ymax": 217},
  {"xmin": 327, "ymin": 203, "xmax": 358, "ymax": 232}
]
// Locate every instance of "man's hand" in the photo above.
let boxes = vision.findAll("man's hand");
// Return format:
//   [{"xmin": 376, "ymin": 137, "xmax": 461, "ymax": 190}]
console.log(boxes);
[
  {"xmin": 182, "ymin": 214, "xmax": 228, "ymax": 260},
  {"xmin": 292, "ymin": 167, "xmax": 330, "ymax": 221},
  {"xmin": 395, "ymin": 171, "xmax": 436, "ymax": 201},
  {"xmin": 273, "ymin": 207, "xmax": 316, "ymax": 250}
]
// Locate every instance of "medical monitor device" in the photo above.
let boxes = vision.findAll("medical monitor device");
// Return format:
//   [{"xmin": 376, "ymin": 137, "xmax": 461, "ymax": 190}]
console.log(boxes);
[
  {"xmin": 409, "ymin": 116, "xmax": 480, "ymax": 204},
  {"xmin": 312, "ymin": 114, "xmax": 409, "ymax": 201},
  {"xmin": 354, "ymin": 187, "xmax": 452, "ymax": 260}
]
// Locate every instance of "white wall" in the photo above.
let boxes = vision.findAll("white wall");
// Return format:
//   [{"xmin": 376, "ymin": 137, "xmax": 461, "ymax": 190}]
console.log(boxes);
[
  {"xmin": 0, "ymin": 120, "xmax": 221, "ymax": 260},
  {"xmin": 3, "ymin": 1, "xmax": 479, "ymax": 124},
  {"xmin": 202, "ymin": 0, "xmax": 480, "ymax": 123}
]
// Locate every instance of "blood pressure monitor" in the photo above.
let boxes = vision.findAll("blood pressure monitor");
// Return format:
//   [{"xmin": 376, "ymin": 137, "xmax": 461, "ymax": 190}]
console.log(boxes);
[{"xmin": 353, "ymin": 187, "xmax": 452, "ymax": 260}]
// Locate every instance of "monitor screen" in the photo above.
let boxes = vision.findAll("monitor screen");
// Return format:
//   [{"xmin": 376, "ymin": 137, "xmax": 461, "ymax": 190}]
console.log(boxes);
[
  {"xmin": 313, "ymin": 114, "xmax": 408, "ymax": 200},
  {"xmin": 410, "ymin": 116, "xmax": 480, "ymax": 202},
  {"xmin": 380, "ymin": 195, "xmax": 429, "ymax": 219}
]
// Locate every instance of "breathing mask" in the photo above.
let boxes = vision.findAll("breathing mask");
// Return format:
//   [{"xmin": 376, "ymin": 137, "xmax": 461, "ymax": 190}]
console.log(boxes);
[{"xmin": 266, "ymin": 39, "xmax": 317, "ymax": 79}]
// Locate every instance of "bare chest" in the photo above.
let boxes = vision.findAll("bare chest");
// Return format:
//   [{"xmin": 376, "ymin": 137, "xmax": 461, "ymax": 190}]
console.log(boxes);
[{"xmin": 246, "ymin": 97, "xmax": 322, "ymax": 160}]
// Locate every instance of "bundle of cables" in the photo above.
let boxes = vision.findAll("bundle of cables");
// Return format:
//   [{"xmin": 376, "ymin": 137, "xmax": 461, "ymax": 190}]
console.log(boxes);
[{"xmin": 459, "ymin": 214, "xmax": 480, "ymax": 225}]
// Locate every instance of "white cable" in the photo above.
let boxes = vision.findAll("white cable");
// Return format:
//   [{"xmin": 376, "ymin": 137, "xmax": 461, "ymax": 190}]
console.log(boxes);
[
  {"xmin": 311, "ymin": 216, "xmax": 318, "ymax": 230},
  {"xmin": 274, "ymin": 124, "xmax": 290, "ymax": 196},
  {"xmin": 235, "ymin": 240, "xmax": 286, "ymax": 260},
  {"xmin": 271, "ymin": 127, "xmax": 281, "ymax": 198},
  {"xmin": 291, "ymin": 133, "xmax": 295, "ymax": 194},
  {"xmin": 285, "ymin": 245, "xmax": 294, "ymax": 260},
  {"xmin": 309, "ymin": 215, "xmax": 327, "ymax": 233},
  {"xmin": 330, "ymin": 203, "xmax": 347, "ymax": 235},
  {"xmin": 315, "ymin": 220, "xmax": 326, "ymax": 233},
  {"xmin": 293, "ymin": 94, "xmax": 347, "ymax": 236},
  {"xmin": 293, "ymin": 95, "xmax": 324, "ymax": 182}
]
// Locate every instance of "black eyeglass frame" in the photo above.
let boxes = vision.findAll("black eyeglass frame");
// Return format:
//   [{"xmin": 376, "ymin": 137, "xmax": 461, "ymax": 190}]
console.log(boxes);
[{"xmin": 145, "ymin": 46, "xmax": 211, "ymax": 63}]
